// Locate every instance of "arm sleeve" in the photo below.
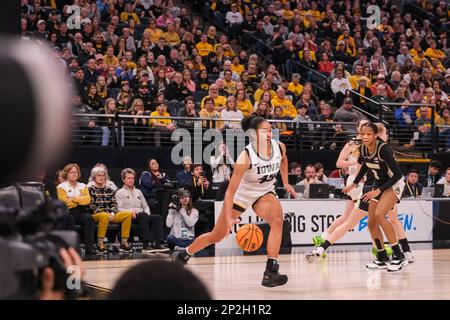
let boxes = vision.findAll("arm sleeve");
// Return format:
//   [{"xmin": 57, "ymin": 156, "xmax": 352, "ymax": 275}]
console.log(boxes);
[
  {"xmin": 73, "ymin": 187, "xmax": 91, "ymax": 206},
  {"xmin": 88, "ymin": 189, "xmax": 99, "ymax": 213},
  {"xmin": 353, "ymin": 159, "xmax": 369, "ymax": 185},
  {"xmin": 378, "ymin": 145, "xmax": 403, "ymax": 192},
  {"xmin": 110, "ymin": 192, "xmax": 119, "ymax": 213},
  {"xmin": 180, "ymin": 208, "xmax": 199, "ymax": 227},
  {"xmin": 57, "ymin": 187, "xmax": 76, "ymax": 209},
  {"xmin": 115, "ymin": 190, "xmax": 126, "ymax": 212},
  {"xmin": 166, "ymin": 209, "xmax": 175, "ymax": 228},
  {"xmin": 177, "ymin": 171, "xmax": 191, "ymax": 187},
  {"xmin": 210, "ymin": 155, "xmax": 222, "ymax": 169}
]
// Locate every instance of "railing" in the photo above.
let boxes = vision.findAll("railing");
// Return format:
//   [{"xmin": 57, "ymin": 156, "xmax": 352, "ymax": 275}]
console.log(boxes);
[
  {"xmin": 346, "ymin": 88, "xmax": 440, "ymax": 157},
  {"xmin": 71, "ymin": 113, "xmax": 362, "ymax": 153},
  {"xmin": 72, "ymin": 109, "xmax": 449, "ymax": 158},
  {"xmin": 403, "ymin": 0, "xmax": 436, "ymax": 25}
]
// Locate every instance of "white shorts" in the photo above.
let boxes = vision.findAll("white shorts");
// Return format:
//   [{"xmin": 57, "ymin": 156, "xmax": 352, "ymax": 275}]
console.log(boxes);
[
  {"xmin": 346, "ymin": 175, "xmax": 363, "ymax": 201},
  {"xmin": 233, "ymin": 189, "xmax": 276, "ymax": 213},
  {"xmin": 390, "ymin": 179, "xmax": 405, "ymax": 202}
]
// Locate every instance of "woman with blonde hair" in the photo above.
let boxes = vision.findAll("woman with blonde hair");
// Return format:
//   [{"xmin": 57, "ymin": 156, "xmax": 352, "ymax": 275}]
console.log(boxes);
[
  {"xmin": 221, "ymin": 96, "xmax": 244, "ymax": 130},
  {"xmin": 100, "ymin": 98, "xmax": 125, "ymax": 146},
  {"xmin": 236, "ymin": 88, "xmax": 253, "ymax": 117},
  {"xmin": 57, "ymin": 163, "xmax": 96, "ymax": 254},
  {"xmin": 88, "ymin": 166, "xmax": 133, "ymax": 254},
  {"xmin": 254, "ymin": 80, "xmax": 276, "ymax": 103}
]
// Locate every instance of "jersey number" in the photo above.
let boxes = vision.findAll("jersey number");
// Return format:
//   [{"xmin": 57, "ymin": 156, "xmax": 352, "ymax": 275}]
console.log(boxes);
[
  {"xmin": 371, "ymin": 169, "xmax": 380, "ymax": 181},
  {"xmin": 259, "ymin": 174, "xmax": 277, "ymax": 184}
]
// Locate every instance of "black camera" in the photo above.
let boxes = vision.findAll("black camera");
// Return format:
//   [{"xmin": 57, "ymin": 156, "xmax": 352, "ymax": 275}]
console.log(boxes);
[
  {"xmin": 0, "ymin": 185, "xmax": 84, "ymax": 300},
  {"xmin": 169, "ymin": 193, "xmax": 182, "ymax": 211},
  {"xmin": 169, "ymin": 189, "xmax": 191, "ymax": 211}
]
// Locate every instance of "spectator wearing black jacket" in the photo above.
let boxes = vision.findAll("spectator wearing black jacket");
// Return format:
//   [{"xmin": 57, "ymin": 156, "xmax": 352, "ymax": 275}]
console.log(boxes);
[
  {"xmin": 152, "ymin": 37, "xmax": 171, "ymax": 58},
  {"xmin": 83, "ymin": 58, "xmax": 100, "ymax": 85},
  {"xmin": 164, "ymin": 72, "xmax": 189, "ymax": 115},
  {"xmin": 139, "ymin": 159, "xmax": 171, "ymax": 209},
  {"xmin": 130, "ymin": 82, "xmax": 154, "ymax": 111},
  {"xmin": 167, "ymin": 49, "xmax": 184, "ymax": 72},
  {"xmin": 178, "ymin": 97, "xmax": 199, "ymax": 128},
  {"xmin": 185, "ymin": 164, "xmax": 213, "ymax": 201},
  {"xmin": 402, "ymin": 170, "xmax": 423, "ymax": 198},
  {"xmin": 420, "ymin": 161, "xmax": 443, "ymax": 187}
]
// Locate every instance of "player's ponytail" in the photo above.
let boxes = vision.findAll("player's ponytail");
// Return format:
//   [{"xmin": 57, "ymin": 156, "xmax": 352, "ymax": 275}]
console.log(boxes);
[{"xmin": 241, "ymin": 115, "xmax": 266, "ymax": 132}]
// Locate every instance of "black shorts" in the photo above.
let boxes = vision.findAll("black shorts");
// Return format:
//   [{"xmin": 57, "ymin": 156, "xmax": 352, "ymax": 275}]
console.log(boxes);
[
  {"xmin": 355, "ymin": 183, "xmax": 402, "ymax": 213},
  {"xmin": 355, "ymin": 184, "xmax": 381, "ymax": 213}
]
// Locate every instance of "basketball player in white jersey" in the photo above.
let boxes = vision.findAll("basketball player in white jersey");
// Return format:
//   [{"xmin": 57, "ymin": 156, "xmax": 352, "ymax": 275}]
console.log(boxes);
[
  {"xmin": 312, "ymin": 119, "xmax": 368, "ymax": 247},
  {"xmin": 173, "ymin": 116, "xmax": 296, "ymax": 287}
]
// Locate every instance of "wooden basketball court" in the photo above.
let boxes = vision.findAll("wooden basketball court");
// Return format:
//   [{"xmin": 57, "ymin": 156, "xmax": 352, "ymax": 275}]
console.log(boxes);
[{"xmin": 83, "ymin": 243, "xmax": 450, "ymax": 299}]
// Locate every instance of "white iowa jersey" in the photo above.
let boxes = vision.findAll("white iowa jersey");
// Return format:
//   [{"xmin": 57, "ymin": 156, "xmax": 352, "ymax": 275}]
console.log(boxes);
[
  {"xmin": 348, "ymin": 154, "xmax": 360, "ymax": 178},
  {"xmin": 235, "ymin": 139, "xmax": 282, "ymax": 197}
]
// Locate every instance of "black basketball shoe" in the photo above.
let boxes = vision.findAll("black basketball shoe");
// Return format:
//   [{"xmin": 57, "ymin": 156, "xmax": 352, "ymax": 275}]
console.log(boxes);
[{"xmin": 261, "ymin": 263, "xmax": 288, "ymax": 287}]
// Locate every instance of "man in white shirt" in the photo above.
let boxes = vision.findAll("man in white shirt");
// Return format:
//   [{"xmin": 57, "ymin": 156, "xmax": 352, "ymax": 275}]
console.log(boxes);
[
  {"xmin": 115, "ymin": 168, "xmax": 169, "ymax": 253},
  {"xmin": 226, "ymin": 3, "xmax": 243, "ymax": 41},
  {"xmin": 436, "ymin": 167, "xmax": 450, "ymax": 197},
  {"xmin": 296, "ymin": 164, "xmax": 323, "ymax": 198},
  {"xmin": 330, "ymin": 69, "xmax": 351, "ymax": 107}
]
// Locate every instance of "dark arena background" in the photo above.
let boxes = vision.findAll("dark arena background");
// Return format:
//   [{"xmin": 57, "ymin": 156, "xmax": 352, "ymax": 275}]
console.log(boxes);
[{"xmin": 0, "ymin": 0, "xmax": 449, "ymax": 307}]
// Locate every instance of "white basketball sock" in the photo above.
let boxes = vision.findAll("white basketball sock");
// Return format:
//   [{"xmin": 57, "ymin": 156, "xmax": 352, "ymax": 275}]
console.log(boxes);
[{"xmin": 321, "ymin": 231, "xmax": 330, "ymax": 241}]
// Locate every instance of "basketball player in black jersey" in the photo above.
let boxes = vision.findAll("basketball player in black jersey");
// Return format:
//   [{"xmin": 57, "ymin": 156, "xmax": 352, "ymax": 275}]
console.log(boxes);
[{"xmin": 344, "ymin": 123, "xmax": 408, "ymax": 271}]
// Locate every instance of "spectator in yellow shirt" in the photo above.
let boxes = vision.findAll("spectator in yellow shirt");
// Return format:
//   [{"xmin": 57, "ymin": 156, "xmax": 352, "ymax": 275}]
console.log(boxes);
[
  {"xmin": 145, "ymin": 20, "xmax": 164, "ymax": 44},
  {"xmin": 103, "ymin": 45, "xmax": 119, "ymax": 68},
  {"xmin": 163, "ymin": 22, "xmax": 181, "ymax": 47},
  {"xmin": 236, "ymin": 88, "xmax": 253, "ymax": 117},
  {"xmin": 199, "ymin": 97, "xmax": 224, "ymax": 130},
  {"xmin": 200, "ymin": 84, "xmax": 227, "ymax": 112},
  {"xmin": 288, "ymin": 73, "xmax": 304, "ymax": 98},
  {"xmin": 349, "ymin": 64, "xmax": 365, "ymax": 89},
  {"xmin": 230, "ymin": 56, "xmax": 245, "ymax": 75},
  {"xmin": 214, "ymin": 34, "xmax": 235, "ymax": 58},
  {"xmin": 150, "ymin": 103, "xmax": 175, "ymax": 147},
  {"xmin": 254, "ymin": 80, "xmax": 277, "ymax": 102},
  {"xmin": 196, "ymin": 34, "xmax": 214, "ymax": 57},
  {"xmin": 271, "ymin": 87, "xmax": 298, "ymax": 119},
  {"xmin": 222, "ymin": 70, "xmax": 237, "ymax": 95},
  {"xmin": 57, "ymin": 163, "xmax": 95, "ymax": 254},
  {"xmin": 425, "ymin": 41, "xmax": 446, "ymax": 62},
  {"xmin": 120, "ymin": 3, "xmax": 141, "ymax": 25}
]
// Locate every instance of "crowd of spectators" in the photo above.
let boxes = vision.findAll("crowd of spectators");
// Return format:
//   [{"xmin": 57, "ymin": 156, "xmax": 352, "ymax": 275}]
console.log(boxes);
[
  {"xmin": 200, "ymin": 0, "xmax": 450, "ymax": 150},
  {"xmin": 20, "ymin": 0, "xmax": 450, "ymax": 151}
]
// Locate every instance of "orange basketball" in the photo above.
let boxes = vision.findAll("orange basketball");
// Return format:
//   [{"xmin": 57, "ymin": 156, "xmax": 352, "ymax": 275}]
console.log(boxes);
[{"xmin": 236, "ymin": 224, "xmax": 264, "ymax": 252}]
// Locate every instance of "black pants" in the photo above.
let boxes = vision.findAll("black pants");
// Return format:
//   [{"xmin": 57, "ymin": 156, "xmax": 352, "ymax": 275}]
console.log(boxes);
[
  {"xmin": 133, "ymin": 213, "xmax": 163, "ymax": 245},
  {"xmin": 70, "ymin": 206, "xmax": 95, "ymax": 252},
  {"xmin": 56, "ymin": 213, "xmax": 76, "ymax": 231}
]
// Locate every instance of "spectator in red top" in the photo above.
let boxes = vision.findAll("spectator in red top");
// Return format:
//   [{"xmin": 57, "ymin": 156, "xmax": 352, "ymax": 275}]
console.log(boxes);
[
  {"xmin": 318, "ymin": 53, "xmax": 334, "ymax": 76},
  {"xmin": 371, "ymin": 73, "xmax": 395, "ymax": 100}
]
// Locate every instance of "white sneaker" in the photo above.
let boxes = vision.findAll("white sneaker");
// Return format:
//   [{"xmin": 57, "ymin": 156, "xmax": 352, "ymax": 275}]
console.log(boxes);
[
  {"xmin": 174, "ymin": 246, "xmax": 186, "ymax": 251},
  {"xmin": 404, "ymin": 251, "xmax": 414, "ymax": 263},
  {"xmin": 387, "ymin": 258, "xmax": 408, "ymax": 272},
  {"xmin": 306, "ymin": 247, "xmax": 324, "ymax": 263},
  {"xmin": 366, "ymin": 259, "xmax": 389, "ymax": 269}
]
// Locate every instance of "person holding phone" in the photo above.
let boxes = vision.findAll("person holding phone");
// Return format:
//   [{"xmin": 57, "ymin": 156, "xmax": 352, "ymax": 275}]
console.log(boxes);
[{"xmin": 186, "ymin": 164, "xmax": 212, "ymax": 201}]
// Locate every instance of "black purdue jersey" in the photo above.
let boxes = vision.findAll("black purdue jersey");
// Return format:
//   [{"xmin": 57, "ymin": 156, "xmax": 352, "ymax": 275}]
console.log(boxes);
[{"xmin": 354, "ymin": 139, "xmax": 403, "ymax": 192}]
